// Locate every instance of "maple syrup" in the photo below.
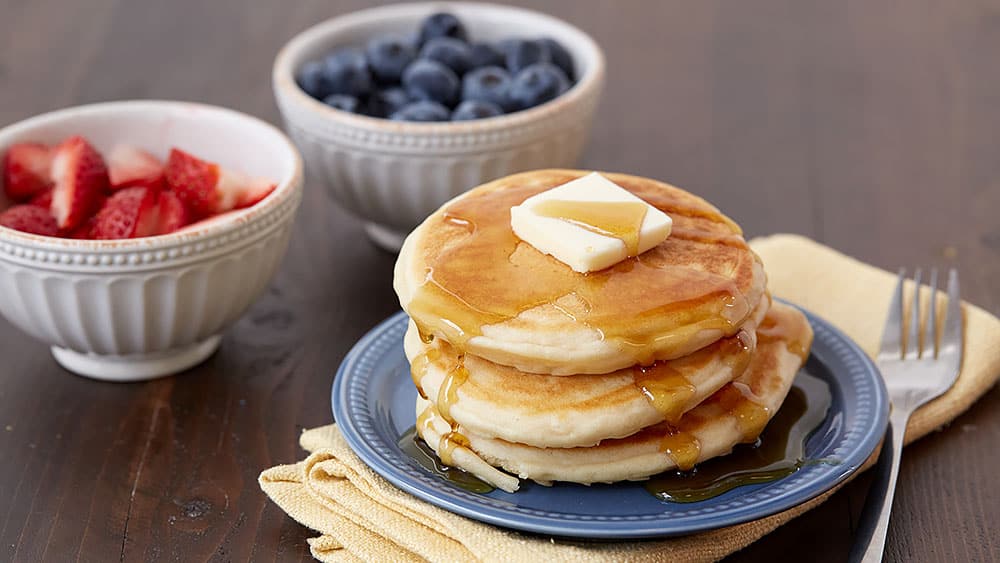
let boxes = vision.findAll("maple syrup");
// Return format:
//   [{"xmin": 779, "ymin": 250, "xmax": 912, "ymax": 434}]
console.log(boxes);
[
  {"xmin": 632, "ymin": 327, "xmax": 755, "ymax": 425},
  {"xmin": 409, "ymin": 347, "xmax": 438, "ymax": 400},
  {"xmin": 660, "ymin": 426, "xmax": 702, "ymax": 471},
  {"xmin": 532, "ymin": 199, "xmax": 650, "ymax": 256},
  {"xmin": 632, "ymin": 364, "xmax": 697, "ymax": 424},
  {"xmin": 397, "ymin": 425, "xmax": 494, "ymax": 494},
  {"xmin": 409, "ymin": 348, "xmax": 476, "ymax": 472},
  {"xmin": 645, "ymin": 372, "xmax": 831, "ymax": 503},
  {"xmin": 436, "ymin": 356, "xmax": 469, "ymax": 425}
]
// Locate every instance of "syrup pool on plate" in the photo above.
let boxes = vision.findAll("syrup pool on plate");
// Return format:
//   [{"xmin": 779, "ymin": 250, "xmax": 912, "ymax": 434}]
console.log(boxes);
[{"xmin": 397, "ymin": 424, "xmax": 494, "ymax": 494}]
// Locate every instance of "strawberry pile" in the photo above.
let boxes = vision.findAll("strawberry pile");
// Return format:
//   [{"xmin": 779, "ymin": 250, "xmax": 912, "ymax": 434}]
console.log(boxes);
[{"xmin": 0, "ymin": 136, "xmax": 276, "ymax": 239}]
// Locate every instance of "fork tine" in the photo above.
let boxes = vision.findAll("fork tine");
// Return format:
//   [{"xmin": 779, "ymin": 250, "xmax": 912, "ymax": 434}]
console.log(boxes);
[
  {"xmin": 904, "ymin": 269, "xmax": 922, "ymax": 359},
  {"xmin": 879, "ymin": 269, "xmax": 905, "ymax": 361},
  {"xmin": 939, "ymin": 269, "xmax": 963, "ymax": 366},
  {"xmin": 927, "ymin": 269, "xmax": 938, "ymax": 358}
]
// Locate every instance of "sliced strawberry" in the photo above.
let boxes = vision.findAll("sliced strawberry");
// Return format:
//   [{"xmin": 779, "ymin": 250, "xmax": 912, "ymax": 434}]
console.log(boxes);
[
  {"xmin": 157, "ymin": 190, "xmax": 191, "ymax": 234},
  {"xmin": 3, "ymin": 143, "xmax": 54, "ymax": 201},
  {"xmin": 214, "ymin": 168, "xmax": 270, "ymax": 211},
  {"xmin": 28, "ymin": 188, "xmax": 53, "ymax": 209},
  {"xmin": 90, "ymin": 186, "xmax": 159, "ymax": 240},
  {"xmin": 0, "ymin": 204, "xmax": 58, "ymax": 236},
  {"xmin": 59, "ymin": 194, "xmax": 106, "ymax": 239},
  {"xmin": 107, "ymin": 145, "xmax": 164, "ymax": 191},
  {"xmin": 234, "ymin": 176, "xmax": 276, "ymax": 209},
  {"xmin": 165, "ymin": 148, "xmax": 276, "ymax": 216},
  {"xmin": 64, "ymin": 217, "xmax": 95, "ymax": 239},
  {"xmin": 50, "ymin": 136, "xmax": 109, "ymax": 230},
  {"xmin": 164, "ymin": 149, "xmax": 219, "ymax": 217}
]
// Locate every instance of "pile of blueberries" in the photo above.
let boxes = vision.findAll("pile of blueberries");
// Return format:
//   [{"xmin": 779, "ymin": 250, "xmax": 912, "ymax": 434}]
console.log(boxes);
[{"xmin": 297, "ymin": 12, "xmax": 576, "ymax": 122}]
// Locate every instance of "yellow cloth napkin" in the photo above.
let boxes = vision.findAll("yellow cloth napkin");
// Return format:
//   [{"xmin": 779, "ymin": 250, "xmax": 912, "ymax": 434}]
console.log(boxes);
[{"xmin": 260, "ymin": 234, "xmax": 1000, "ymax": 562}]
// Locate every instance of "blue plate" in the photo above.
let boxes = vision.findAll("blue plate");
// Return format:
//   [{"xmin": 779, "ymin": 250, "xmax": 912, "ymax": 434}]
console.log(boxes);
[{"xmin": 332, "ymin": 304, "xmax": 889, "ymax": 539}]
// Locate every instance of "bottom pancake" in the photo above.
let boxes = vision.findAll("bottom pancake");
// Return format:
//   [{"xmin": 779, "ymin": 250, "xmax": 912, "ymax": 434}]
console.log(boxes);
[{"xmin": 413, "ymin": 302, "xmax": 813, "ymax": 491}]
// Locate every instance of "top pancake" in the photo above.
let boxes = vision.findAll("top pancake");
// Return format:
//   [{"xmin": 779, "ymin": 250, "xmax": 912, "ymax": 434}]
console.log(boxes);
[{"xmin": 395, "ymin": 169, "xmax": 767, "ymax": 375}]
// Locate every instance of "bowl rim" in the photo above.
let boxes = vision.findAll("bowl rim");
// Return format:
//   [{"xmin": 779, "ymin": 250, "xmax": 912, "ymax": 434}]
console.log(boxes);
[
  {"xmin": 0, "ymin": 100, "xmax": 304, "ymax": 251},
  {"xmin": 272, "ymin": 1, "xmax": 606, "ymax": 134}
]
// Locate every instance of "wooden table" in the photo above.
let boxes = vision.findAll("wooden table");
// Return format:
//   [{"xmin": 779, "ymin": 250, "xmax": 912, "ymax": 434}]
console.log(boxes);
[{"xmin": 2, "ymin": 1, "xmax": 998, "ymax": 561}]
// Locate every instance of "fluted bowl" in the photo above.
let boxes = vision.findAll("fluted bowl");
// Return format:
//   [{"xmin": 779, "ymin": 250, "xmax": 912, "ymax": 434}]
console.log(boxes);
[
  {"xmin": 273, "ymin": 2, "xmax": 605, "ymax": 251},
  {"xmin": 0, "ymin": 101, "xmax": 303, "ymax": 381}
]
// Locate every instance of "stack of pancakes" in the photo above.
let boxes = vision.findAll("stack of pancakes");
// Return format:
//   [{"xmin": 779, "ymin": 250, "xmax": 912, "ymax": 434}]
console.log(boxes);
[{"xmin": 394, "ymin": 170, "xmax": 812, "ymax": 492}]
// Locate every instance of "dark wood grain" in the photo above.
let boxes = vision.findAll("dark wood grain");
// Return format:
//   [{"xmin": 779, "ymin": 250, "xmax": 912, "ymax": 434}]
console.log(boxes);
[{"xmin": 1, "ymin": 1, "xmax": 998, "ymax": 561}]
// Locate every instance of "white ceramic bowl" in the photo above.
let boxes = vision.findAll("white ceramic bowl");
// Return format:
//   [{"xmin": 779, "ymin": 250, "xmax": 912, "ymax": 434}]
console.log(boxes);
[
  {"xmin": 0, "ymin": 101, "xmax": 303, "ymax": 381},
  {"xmin": 273, "ymin": 1, "xmax": 605, "ymax": 251}
]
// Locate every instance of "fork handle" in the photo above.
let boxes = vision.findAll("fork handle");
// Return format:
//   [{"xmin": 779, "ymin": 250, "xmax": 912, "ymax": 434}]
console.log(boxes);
[{"xmin": 850, "ymin": 411, "xmax": 909, "ymax": 563}]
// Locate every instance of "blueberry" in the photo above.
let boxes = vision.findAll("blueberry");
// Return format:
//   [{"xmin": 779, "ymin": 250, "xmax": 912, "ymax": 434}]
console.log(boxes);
[
  {"xmin": 297, "ymin": 60, "xmax": 331, "ymax": 99},
  {"xmin": 507, "ymin": 63, "xmax": 570, "ymax": 111},
  {"xmin": 505, "ymin": 39, "xmax": 550, "ymax": 73},
  {"xmin": 496, "ymin": 38, "xmax": 519, "ymax": 59},
  {"xmin": 322, "ymin": 94, "xmax": 360, "ymax": 113},
  {"xmin": 402, "ymin": 59, "xmax": 460, "ymax": 106},
  {"xmin": 365, "ymin": 35, "xmax": 416, "ymax": 84},
  {"xmin": 461, "ymin": 66, "xmax": 512, "ymax": 110},
  {"xmin": 451, "ymin": 100, "xmax": 503, "ymax": 121},
  {"xmin": 323, "ymin": 48, "xmax": 374, "ymax": 98},
  {"xmin": 540, "ymin": 38, "xmax": 575, "ymax": 82},
  {"xmin": 418, "ymin": 12, "xmax": 467, "ymax": 45},
  {"xmin": 468, "ymin": 42, "xmax": 504, "ymax": 69},
  {"xmin": 366, "ymin": 87, "xmax": 411, "ymax": 118},
  {"xmin": 390, "ymin": 100, "xmax": 451, "ymax": 122},
  {"xmin": 420, "ymin": 37, "xmax": 473, "ymax": 75}
]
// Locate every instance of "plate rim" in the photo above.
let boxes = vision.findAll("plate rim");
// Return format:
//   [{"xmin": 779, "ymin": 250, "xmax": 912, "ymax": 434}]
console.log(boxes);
[{"xmin": 332, "ymin": 301, "xmax": 890, "ymax": 538}]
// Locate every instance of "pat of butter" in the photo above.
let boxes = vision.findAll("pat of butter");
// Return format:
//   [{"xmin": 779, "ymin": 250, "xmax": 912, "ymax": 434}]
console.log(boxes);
[{"xmin": 510, "ymin": 172, "xmax": 672, "ymax": 273}]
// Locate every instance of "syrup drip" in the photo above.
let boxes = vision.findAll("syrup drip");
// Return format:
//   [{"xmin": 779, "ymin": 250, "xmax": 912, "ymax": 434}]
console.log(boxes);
[
  {"xmin": 646, "ymin": 371, "xmax": 832, "ymax": 503},
  {"xmin": 410, "ymin": 350, "xmax": 474, "ymax": 470},
  {"xmin": 713, "ymin": 382, "xmax": 771, "ymax": 442},
  {"xmin": 532, "ymin": 199, "xmax": 649, "ymax": 256},
  {"xmin": 416, "ymin": 403, "xmax": 474, "ymax": 471},
  {"xmin": 407, "ymin": 176, "xmax": 760, "ymax": 366},
  {"xmin": 416, "ymin": 402, "xmax": 433, "ymax": 431},
  {"xmin": 655, "ymin": 357, "xmax": 768, "ymax": 470},
  {"xmin": 633, "ymin": 364, "xmax": 696, "ymax": 424},
  {"xmin": 436, "ymin": 356, "xmax": 470, "ymax": 425},
  {"xmin": 438, "ymin": 430, "xmax": 472, "ymax": 467},
  {"xmin": 443, "ymin": 213, "xmax": 476, "ymax": 234},
  {"xmin": 417, "ymin": 326, "xmax": 435, "ymax": 344},
  {"xmin": 409, "ymin": 346, "xmax": 439, "ymax": 400},
  {"xmin": 720, "ymin": 329, "xmax": 755, "ymax": 376},
  {"xmin": 660, "ymin": 427, "xmax": 702, "ymax": 471},
  {"xmin": 632, "ymin": 327, "xmax": 754, "ymax": 424}
]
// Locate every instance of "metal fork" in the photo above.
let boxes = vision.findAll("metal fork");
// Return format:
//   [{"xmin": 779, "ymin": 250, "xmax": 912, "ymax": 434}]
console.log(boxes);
[{"xmin": 850, "ymin": 268, "xmax": 963, "ymax": 563}]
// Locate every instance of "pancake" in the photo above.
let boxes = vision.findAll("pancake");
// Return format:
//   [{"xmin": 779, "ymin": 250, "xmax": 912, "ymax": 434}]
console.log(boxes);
[
  {"xmin": 413, "ymin": 302, "xmax": 813, "ymax": 491},
  {"xmin": 404, "ymin": 295, "xmax": 770, "ymax": 448},
  {"xmin": 395, "ymin": 169, "xmax": 768, "ymax": 375}
]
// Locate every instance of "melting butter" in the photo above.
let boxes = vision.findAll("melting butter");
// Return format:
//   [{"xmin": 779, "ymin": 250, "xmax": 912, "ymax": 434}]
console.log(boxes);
[
  {"xmin": 510, "ymin": 173, "xmax": 671, "ymax": 273},
  {"xmin": 532, "ymin": 199, "xmax": 649, "ymax": 257}
]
